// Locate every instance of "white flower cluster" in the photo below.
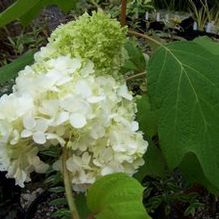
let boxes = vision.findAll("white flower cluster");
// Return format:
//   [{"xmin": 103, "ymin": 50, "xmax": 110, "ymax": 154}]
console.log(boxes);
[
  {"xmin": 0, "ymin": 12, "xmax": 148, "ymax": 190},
  {"xmin": 0, "ymin": 55, "xmax": 148, "ymax": 189}
]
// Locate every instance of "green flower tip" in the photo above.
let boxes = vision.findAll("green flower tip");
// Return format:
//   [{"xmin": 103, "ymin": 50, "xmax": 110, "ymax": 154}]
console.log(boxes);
[{"xmin": 49, "ymin": 11, "xmax": 127, "ymax": 74}]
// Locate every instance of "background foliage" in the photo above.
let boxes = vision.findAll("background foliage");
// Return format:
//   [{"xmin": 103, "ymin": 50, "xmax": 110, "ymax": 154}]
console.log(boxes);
[{"xmin": 0, "ymin": 0, "xmax": 77, "ymax": 27}]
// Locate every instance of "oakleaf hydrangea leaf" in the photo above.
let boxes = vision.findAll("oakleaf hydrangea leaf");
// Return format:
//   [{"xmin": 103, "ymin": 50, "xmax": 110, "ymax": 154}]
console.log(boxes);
[
  {"xmin": 87, "ymin": 173, "xmax": 151, "ymax": 219},
  {"xmin": 148, "ymin": 41, "xmax": 219, "ymax": 193}
]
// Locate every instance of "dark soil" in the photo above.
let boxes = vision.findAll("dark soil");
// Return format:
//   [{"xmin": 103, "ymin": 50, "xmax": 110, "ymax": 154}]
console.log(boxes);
[{"xmin": 25, "ymin": 192, "xmax": 66, "ymax": 219}]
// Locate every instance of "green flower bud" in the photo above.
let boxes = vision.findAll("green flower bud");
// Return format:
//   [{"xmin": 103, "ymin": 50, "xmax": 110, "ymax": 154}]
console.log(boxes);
[{"xmin": 49, "ymin": 11, "xmax": 127, "ymax": 75}]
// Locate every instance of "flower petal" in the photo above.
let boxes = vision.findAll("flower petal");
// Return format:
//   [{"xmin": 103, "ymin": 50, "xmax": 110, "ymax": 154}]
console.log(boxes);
[
  {"xmin": 23, "ymin": 115, "xmax": 36, "ymax": 130},
  {"xmin": 70, "ymin": 113, "xmax": 87, "ymax": 128},
  {"xmin": 33, "ymin": 131, "xmax": 46, "ymax": 144},
  {"xmin": 21, "ymin": 129, "xmax": 32, "ymax": 138}
]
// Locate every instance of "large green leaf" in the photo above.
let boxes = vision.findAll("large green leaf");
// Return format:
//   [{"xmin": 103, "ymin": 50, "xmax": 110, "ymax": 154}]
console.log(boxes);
[
  {"xmin": 136, "ymin": 95, "xmax": 158, "ymax": 139},
  {"xmin": 134, "ymin": 142, "xmax": 167, "ymax": 182},
  {"xmin": 135, "ymin": 95, "xmax": 166, "ymax": 181},
  {"xmin": 0, "ymin": 50, "xmax": 34, "ymax": 85},
  {"xmin": 87, "ymin": 173, "xmax": 151, "ymax": 219},
  {"xmin": 194, "ymin": 36, "xmax": 219, "ymax": 55},
  {"xmin": 147, "ymin": 41, "xmax": 219, "ymax": 193},
  {"xmin": 0, "ymin": 0, "xmax": 77, "ymax": 27},
  {"xmin": 179, "ymin": 152, "xmax": 219, "ymax": 193}
]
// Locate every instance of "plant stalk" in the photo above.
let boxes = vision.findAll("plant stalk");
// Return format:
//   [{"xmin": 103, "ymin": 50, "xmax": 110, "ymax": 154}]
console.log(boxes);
[
  {"xmin": 126, "ymin": 72, "xmax": 146, "ymax": 81},
  {"xmin": 120, "ymin": 0, "xmax": 127, "ymax": 26},
  {"xmin": 62, "ymin": 146, "xmax": 80, "ymax": 219},
  {"xmin": 128, "ymin": 30, "xmax": 163, "ymax": 47}
]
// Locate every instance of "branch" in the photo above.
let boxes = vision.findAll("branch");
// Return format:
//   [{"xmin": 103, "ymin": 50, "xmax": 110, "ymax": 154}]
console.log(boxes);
[
  {"xmin": 120, "ymin": 0, "xmax": 127, "ymax": 26},
  {"xmin": 128, "ymin": 30, "xmax": 163, "ymax": 47},
  {"xmin": 126, "ymin": 72, "xmax": 146, "ymax": 81},
  {"xmin": 62, "ymin": 146, "xmax": 80, "ymax": 219}
]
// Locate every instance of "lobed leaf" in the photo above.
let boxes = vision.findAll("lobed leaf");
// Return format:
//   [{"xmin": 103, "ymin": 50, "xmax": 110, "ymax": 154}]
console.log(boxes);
[
  {"xmin": 148, "ymin": 40, "xmax": 219, "ymax": 193},
  {"xmin": 194, "ymin": 36, "xmax": 219, "ymax": 55},
  {"xmin": 136, "ymin": 95, "xmax": 158, "ymax": 139},
  {"xmin": 134, "ymin": 142, "xmax": 167, "ymax": 182},
  {"xmin": 87, "ymin": 173, "xmax": 151, "ymax": 219}
]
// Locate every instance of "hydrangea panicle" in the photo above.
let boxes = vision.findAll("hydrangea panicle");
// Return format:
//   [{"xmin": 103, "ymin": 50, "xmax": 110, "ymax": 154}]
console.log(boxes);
[
  {"xmin": 0, "ymin": 12, "xmax": 148, "ymax": 190},
  {"xmin": 35, "ymin": 11, "xmax": 127, "ymax": 77}
]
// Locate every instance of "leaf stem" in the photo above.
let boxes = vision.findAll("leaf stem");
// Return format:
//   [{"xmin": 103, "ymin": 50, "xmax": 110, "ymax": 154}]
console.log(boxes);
[
  {"xmin": 62, "ymin": 146, "xmax": 80, "ymax": 219},
  {"xmin": 126, "ymin": 72, "xmax": 146, "ymax": 81},
  {"xmin": 120, "ymin": 0, "xmax": 127, "ymax": 26},
  {"xmin": 128, "ymin": 30, "xmax": 163, "ymax": 47}
]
